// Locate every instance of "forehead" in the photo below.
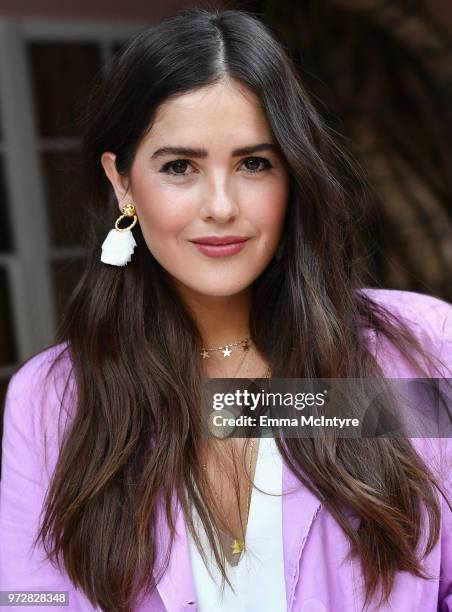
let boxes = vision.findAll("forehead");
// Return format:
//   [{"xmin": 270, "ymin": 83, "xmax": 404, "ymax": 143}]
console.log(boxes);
[{"xmin": 146, "ymin": 80, "xmax": 273, "ymax": 141}]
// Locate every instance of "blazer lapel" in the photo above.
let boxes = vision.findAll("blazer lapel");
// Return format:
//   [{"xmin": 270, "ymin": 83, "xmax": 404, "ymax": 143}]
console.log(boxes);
[{"xmin": 282, "ymin": 458, "xmax": 324, "ymax": 612}]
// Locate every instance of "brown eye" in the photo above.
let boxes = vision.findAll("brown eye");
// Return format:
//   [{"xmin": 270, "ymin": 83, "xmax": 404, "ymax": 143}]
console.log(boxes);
[
  {"xmin": 160, "ymin": 159, "xmax": 194, "ymax": 176},
  {"xmin": 242, "ymin": 157, "xmax": 273, "ymax": 173}
]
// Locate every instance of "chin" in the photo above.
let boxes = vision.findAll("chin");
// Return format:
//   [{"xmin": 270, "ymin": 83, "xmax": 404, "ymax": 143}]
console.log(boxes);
[
  {"xmin": 196, "ymin": 285, "xmax": 248, "ymax": 297},
  {"xmin": 174, "ymin": 278, "xmax": 250, "ymax": 298}
]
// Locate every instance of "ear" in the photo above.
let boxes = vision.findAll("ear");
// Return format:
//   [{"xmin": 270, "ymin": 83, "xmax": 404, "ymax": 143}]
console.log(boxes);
[{"xmin": 101, "ymin": 152, "xmax": 132, "ymax": 212}]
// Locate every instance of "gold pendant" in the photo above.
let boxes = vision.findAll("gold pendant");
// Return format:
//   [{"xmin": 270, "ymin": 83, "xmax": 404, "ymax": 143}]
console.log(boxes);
[{"xmin": 231, "ymin": 538, "xmax": 245, "ymax": 555}]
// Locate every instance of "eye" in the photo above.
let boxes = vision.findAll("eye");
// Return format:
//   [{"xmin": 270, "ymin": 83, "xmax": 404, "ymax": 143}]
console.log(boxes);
[
  {"xmin": 159, "ymin": 156, "xmax": 274, "ymax": 177},
  {"xmin": 241, "ymin": 157, "xmax": 273, "ymax": 173},
  {"xmin": 160, "ymin": 159, "xmax": 194, "ymax": 176}
]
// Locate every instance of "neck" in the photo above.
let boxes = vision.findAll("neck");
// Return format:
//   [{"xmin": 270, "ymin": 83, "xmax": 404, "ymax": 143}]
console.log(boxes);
[
  {"xmin": 170, "ymin": 281, "xmax": 268, "ymax": 378},
  {"xmin": 178, "ymin": 285, "xmax": 253, "ymax": 348}
]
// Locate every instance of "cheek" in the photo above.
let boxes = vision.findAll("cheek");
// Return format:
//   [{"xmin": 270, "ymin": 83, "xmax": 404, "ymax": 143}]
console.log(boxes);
[
  {"xmin": 132, "ymin": 181, "xmax": 192, "ymax": 240},
  {"xmin": 139, "ymin": 205, "xmax": 188, "ymax": 239},
  {"xmin": 253, "ymin": 182, "xmax": 288, "ymax": 235}
]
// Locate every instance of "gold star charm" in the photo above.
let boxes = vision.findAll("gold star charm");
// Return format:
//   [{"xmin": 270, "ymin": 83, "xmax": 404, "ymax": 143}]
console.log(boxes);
[
  {"xmin": 231, "ymin": 539, "xmax": 245, "ymax": 555},
  {"xmin": 201, "ymin": 349, "xmax": 209, "ymax": 359},
  {"xmin": 222, "ymin": 346, "xmax": 232, "ymax": 357}
]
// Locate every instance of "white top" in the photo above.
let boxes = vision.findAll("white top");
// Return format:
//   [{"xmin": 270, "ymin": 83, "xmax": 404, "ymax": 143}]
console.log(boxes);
[{"xmin": 186, "ymin": 437, "xmax": 287, "ymax": 611}]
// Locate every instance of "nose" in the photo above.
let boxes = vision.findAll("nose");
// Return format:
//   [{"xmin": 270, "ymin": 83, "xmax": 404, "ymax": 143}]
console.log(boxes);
[{"xmin": 199, "ymin": 183, "xmax": 240, "ymax": 223}]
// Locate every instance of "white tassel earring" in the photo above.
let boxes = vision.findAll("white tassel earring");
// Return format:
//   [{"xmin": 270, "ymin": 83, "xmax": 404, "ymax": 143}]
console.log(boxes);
[{"xmin": 101, "ymin": 202, "xmax": 138, "ymax": 267}]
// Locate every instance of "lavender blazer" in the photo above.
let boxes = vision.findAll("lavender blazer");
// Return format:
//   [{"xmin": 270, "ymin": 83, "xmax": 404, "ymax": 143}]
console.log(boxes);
[{"xmin": 1, "ymin": 288, "xmax": 452, "ymax": 611}]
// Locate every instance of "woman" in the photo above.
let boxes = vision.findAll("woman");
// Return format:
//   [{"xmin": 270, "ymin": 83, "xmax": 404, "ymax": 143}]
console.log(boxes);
[{"xmin": 1, "ymin": 7, "xmax": 451, "ymax": 612}]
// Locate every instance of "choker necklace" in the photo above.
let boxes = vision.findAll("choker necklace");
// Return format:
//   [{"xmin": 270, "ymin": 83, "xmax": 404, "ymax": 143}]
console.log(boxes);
[{"xmin": 200, "ymin": 335, "xmax": 251, "ymax": 359}]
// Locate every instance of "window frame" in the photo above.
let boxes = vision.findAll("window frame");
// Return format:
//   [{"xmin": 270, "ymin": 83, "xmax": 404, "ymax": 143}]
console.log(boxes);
[{"xmin": 0, "ymin": 18, "xmax": 147, "ymax": 380}]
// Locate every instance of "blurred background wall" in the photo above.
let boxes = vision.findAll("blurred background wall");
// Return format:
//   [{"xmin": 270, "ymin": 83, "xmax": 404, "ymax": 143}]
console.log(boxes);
[{"xmin": 0, "ymin": 0, "xmax": 451, "ymax": 425}]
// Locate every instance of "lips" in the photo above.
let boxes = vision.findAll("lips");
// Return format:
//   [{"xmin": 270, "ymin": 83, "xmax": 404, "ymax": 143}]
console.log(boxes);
[
  {"xmin": 190, "ymin": 236, "xmax": 249, "ymax": 246},
  {"xmin": 189, "ymin": 236, "xmax": 249, "ymax": 258}
]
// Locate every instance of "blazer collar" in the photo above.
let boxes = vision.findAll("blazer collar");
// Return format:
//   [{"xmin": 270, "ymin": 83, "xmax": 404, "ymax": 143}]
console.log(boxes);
[{"xmin": 153, "ymin": 457, "xmax": 323, "ymax": 612}]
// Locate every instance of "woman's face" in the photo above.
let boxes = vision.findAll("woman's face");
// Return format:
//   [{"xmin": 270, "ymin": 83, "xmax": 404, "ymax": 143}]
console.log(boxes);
[{"xmin": 102, "ymin": 80, "xmax": 290, "ymax": 299}]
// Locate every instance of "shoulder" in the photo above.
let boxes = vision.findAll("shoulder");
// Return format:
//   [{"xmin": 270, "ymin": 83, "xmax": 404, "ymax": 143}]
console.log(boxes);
[
  {"xmin": 5, "ymin": 341, "xmax": 73, "ymax": 415},
  {"xmin": 357, "ymin": 288, "xmax": 452, "ymax": 377},
  {"xmin": 357, "ymin": 287, "xmax": 452, "ymax": 339},
  {"xmin": 6, "ymin": 341, "xmax": 71, "ymax": 398}
]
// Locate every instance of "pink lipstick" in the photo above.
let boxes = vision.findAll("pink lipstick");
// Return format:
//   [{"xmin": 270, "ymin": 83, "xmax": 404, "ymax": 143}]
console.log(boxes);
[{"xmin": 189, "ymin": 235, "xmax": 249, "ymax": 258}]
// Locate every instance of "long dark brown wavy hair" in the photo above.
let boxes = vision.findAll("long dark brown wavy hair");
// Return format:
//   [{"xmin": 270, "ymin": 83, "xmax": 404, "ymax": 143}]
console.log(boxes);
[{"xmin": 29, "ymin": 7, "xmax": 451, "ymax": 612}]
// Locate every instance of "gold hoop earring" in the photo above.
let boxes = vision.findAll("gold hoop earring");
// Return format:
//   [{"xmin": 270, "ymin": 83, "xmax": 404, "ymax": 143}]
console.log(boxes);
[
  {"xmin": 115, "ymin": 202, "xmax": 138, "ymax": 232},
  {"xmin": 100, "ymin": 202, "xmax": 138, "ymax": 267}
]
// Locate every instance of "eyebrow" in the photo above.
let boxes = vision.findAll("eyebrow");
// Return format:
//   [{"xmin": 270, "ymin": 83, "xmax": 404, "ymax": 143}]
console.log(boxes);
[{"xmin": 151, "ymin": 143, "xmax": 280, "ymax": 159}]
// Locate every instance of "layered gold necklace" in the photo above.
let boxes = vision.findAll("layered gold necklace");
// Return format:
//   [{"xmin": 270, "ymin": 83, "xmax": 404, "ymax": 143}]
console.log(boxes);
[{"xmin": 200, "ymin": 335, "xmax": 271, "ymax": 562}]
